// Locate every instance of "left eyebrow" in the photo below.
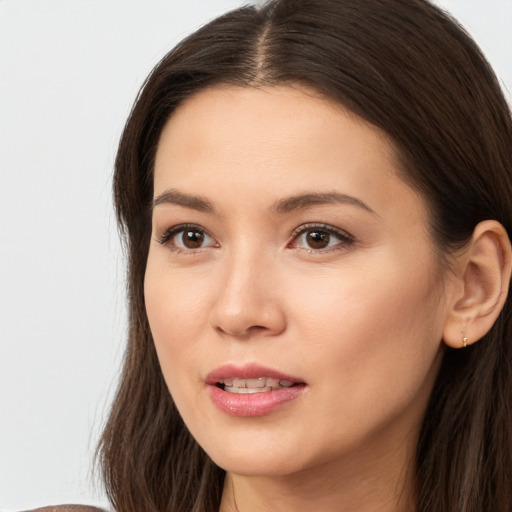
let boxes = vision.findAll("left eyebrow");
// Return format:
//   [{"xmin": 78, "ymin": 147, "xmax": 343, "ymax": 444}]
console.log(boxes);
[
  {"xmin": 269, "ymin": 192, "xmax": 378, "ymax": 216},
  {"xmin": 152, "ymin": 189, "xmax": 216, "ymax": 213}
]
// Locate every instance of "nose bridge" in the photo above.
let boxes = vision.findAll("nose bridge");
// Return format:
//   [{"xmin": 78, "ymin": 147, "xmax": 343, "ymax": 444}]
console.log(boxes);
[
  {"xmin": 210, "ymin": 239, "xmax": 285, "ymax": 338},
  {"xmin": 224, "ymin": 244, "xmax": 262, "ymax": 298}
]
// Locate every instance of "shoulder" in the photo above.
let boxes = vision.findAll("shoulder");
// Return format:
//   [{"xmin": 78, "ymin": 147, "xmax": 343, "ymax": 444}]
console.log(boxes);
[{"xmin": 23, "ymin": 506, "xmax": 107, "ymax": 512}]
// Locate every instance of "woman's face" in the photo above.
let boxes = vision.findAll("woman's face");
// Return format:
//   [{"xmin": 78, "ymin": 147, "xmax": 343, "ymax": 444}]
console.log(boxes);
[{"xmin": 145, "ymin": 86, "xmax": 450, "ymax": 478}]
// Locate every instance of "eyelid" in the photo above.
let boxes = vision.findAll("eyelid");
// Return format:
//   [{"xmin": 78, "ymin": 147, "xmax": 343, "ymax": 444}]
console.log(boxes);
[
  {"xmin": 155, "ymin": 222, "xmax": 354, "ymax": 253},
  {"xmin": 288, "ymin": 223, "xmax": 355, "ymax": 250},
  {"xmin": 156, "ymin": 223, "xmax": 218, "ymax": 251}
]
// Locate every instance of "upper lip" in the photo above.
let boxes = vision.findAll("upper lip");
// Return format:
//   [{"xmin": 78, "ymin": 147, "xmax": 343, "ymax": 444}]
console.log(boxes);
[{"xmin": 205, "ymin": 363, "xmax": 305, "ymax": 385}]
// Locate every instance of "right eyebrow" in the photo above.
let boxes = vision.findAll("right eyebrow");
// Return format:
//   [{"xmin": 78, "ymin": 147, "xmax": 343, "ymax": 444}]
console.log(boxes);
[
  {"xmin": 152, "ymin": 189, "xmax": 216, "ymax": 214},
  {"xmin": 269, "ymin": 191, "xmax": 378, "ymax": 216}
]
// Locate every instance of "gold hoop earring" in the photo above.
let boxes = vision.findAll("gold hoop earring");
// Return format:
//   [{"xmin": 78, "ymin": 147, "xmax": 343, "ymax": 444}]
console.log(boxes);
[{"xmin": 461, "ymin": 331, "xmax": 468, "ymax": 348}]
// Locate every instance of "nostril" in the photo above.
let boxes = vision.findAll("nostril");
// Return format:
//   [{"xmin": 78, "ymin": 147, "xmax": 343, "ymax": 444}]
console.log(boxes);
[{"xmin": 215, "ymin": 324, "xmax": 265, "ymax": 339}]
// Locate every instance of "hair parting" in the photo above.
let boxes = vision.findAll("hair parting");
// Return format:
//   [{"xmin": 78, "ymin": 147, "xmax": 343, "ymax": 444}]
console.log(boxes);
[{"xmin": 98, "ymin": 1, "xmax": 512, "ymax": 510}]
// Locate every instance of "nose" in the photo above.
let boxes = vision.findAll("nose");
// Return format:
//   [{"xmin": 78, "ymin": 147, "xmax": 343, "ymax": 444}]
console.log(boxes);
[{"xmin": 209, "ymin": 249, "xmax": 286, "ymax": 340}]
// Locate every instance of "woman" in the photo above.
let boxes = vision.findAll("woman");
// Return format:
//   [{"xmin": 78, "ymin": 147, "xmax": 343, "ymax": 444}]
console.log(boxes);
[{"xmin": 96, "ymin": 0, "xmax": 512, "ymax": 511}]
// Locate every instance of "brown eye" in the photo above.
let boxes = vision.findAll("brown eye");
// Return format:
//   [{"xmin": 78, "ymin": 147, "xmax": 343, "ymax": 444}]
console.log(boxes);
[
  {"xmin": 306, "ymin": 230, "xmax": 331, "ymax": 249},
  {"xmin": 181, "ymin": 230, "xmax": 205, "ymax": 249},
  {"xmin": 158, "ymin": 225, "xmax": 216, "ymax": 251},
  {"xmin": 291, "ymin": 224, "xmax": 354, "ymax": 252}
]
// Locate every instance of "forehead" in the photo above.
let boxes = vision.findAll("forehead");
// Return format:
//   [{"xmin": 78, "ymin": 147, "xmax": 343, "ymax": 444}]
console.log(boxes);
[
  {"xmin": 153, "ymin": 85, "xmax": 425, "ymax": 222},
  {"xmin": 156, "ymin": 85, "xmax": 394, "ymax": 162}
]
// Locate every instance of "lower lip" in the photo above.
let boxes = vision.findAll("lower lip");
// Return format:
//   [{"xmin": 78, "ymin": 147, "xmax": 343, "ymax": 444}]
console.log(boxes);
[{"xmin": 208, "ymin": 384, "xmax": 306, "ymax": 417}]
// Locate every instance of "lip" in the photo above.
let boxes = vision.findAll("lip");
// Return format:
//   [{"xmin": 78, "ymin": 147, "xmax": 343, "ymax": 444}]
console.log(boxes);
[
  {"xmin": 206, "ymin": 363, "xmax": 307, "ymax": 417},
  {"xmin": 206, "ymin": 363, "xmax": 304, "ymax": 384}
]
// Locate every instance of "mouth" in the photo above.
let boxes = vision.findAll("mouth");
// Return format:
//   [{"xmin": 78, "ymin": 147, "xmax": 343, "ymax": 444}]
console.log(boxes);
[
  {"xmin": 206, "ymin": 363, "xmax": 306, "ymax": 398},
  {"xmin": 216, "ymin": 377, "xmax": 298, "ymax": 394},
  {"xmin": 206, "ymin": 364, "xmax": 306, "ymax": 416}
]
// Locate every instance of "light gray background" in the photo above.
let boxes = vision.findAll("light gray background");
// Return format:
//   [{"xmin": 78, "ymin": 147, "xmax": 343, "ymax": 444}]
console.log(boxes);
[{"xmin": 0, "ymin": 1, "xmax": 510, "ymax": 510}]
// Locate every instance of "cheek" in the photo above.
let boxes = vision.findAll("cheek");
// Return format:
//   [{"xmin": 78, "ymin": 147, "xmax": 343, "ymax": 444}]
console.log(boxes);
[
  {"xmin": 144, "ymin": 272, "xmax": 204, "ymax": 426},
  {"xmin": 144, "ymin": 255, "xmax": 219, "ymax": 399},
  {"xmin": 287, "ymin": 258, "xmax": 441, "ymax": 343},
  {"xmin": 284, "ymin": 255, "xmax": 444, "ymax": 413},
  {"xmin": 144, "ymin": 243, "xmax": 446, "ymax": 471},
  {"xmin": 144, "ymin": 249, "xmax": 215, "ymax": 337}
]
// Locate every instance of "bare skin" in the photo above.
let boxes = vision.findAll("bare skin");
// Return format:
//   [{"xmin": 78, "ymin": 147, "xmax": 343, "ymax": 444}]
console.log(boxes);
[
  {"xmin": 145, "ymin": 85, "xmax": 511, "ymax": 512},
  {"xmin": 219, "ymin": 438, "xmax": 418, "ymax": 512}
]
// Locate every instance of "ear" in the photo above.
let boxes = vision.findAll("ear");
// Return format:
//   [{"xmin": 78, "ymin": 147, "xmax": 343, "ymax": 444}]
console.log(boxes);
[{"xmin": 443, "ymin": 220, "xmax": 512, "ymax": 349}]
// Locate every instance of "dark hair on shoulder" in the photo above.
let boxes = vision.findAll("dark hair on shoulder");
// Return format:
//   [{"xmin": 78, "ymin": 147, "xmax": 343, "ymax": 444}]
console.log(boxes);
[{"xmin": 97, "ymin": 1, "xmax": 512, "ymax": 511}]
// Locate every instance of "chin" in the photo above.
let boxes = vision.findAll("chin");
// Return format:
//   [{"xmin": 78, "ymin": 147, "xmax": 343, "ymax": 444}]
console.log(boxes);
[{"xmin": 205, "ymin": 443, "xmax": 314, "ymax": 478}]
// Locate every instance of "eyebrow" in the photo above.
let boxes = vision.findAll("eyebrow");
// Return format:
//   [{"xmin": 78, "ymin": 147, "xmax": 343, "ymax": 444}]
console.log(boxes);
[
  {"xmin": 269, "ymin": 192, "xmax": 378, "ymax": 216},
  {"xmin": 152, "ymin": 189, "xmax": 216, "ymax": 213},
  {"xmin": 152, "ymin": 189, "xmax": 377, "ymax": 216}
]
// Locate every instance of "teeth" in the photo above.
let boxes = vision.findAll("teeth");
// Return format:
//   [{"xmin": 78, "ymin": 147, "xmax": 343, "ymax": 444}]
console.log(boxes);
[
  {"xmin": 224, "ymin": 386, "xmax": 272, "ymax": 394},
  {"xmin": 246, "ymin": 378, "xmax": 266, "ymax": 388},
  {"xmin": 233, "ymin": 378, "xmax": 246, "ymax": 388},
  {"xmin": 266, "ymin": 378, "xmax": 280, "ymax": 388},
  {"xmin": 219, "ymin": 377, "xmax": 297, "ymax": 393}
]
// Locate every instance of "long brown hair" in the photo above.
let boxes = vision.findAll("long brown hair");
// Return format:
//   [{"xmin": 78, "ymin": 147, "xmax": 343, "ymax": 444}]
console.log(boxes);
[{"xmin": 98, "ymin": 1, "xmax": 512, "ymax": 510}]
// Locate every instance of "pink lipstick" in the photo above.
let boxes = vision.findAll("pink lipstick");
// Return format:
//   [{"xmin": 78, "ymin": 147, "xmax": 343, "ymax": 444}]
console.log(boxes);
[{"xmin": 206, "ymin": 363, "xmax": 306, "ymax": 417}]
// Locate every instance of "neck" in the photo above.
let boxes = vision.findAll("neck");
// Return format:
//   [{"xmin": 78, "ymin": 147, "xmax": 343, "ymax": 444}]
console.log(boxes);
[{"xmin": 219, "ymin": 428, "xmax": 418, "ymax": 512}]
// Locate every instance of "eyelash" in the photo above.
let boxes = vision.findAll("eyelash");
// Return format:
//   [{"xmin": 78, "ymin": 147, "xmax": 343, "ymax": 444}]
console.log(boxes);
[
  {"xmin": 289, "ymin": 223, "xmax": 355, "ymax": 253},
  {"xmin": 156, "ymin": 223, "xmax": 217, "ymax": 252},
  {"xmin": 156, "ymin": 223, "xmax": 355, "ymax": 253}
]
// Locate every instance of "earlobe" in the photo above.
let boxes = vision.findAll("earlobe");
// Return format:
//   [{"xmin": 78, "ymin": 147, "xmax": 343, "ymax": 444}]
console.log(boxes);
[{"xmin": 443, "ymin": 220, "xmax": 512, "ymax": 349}]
